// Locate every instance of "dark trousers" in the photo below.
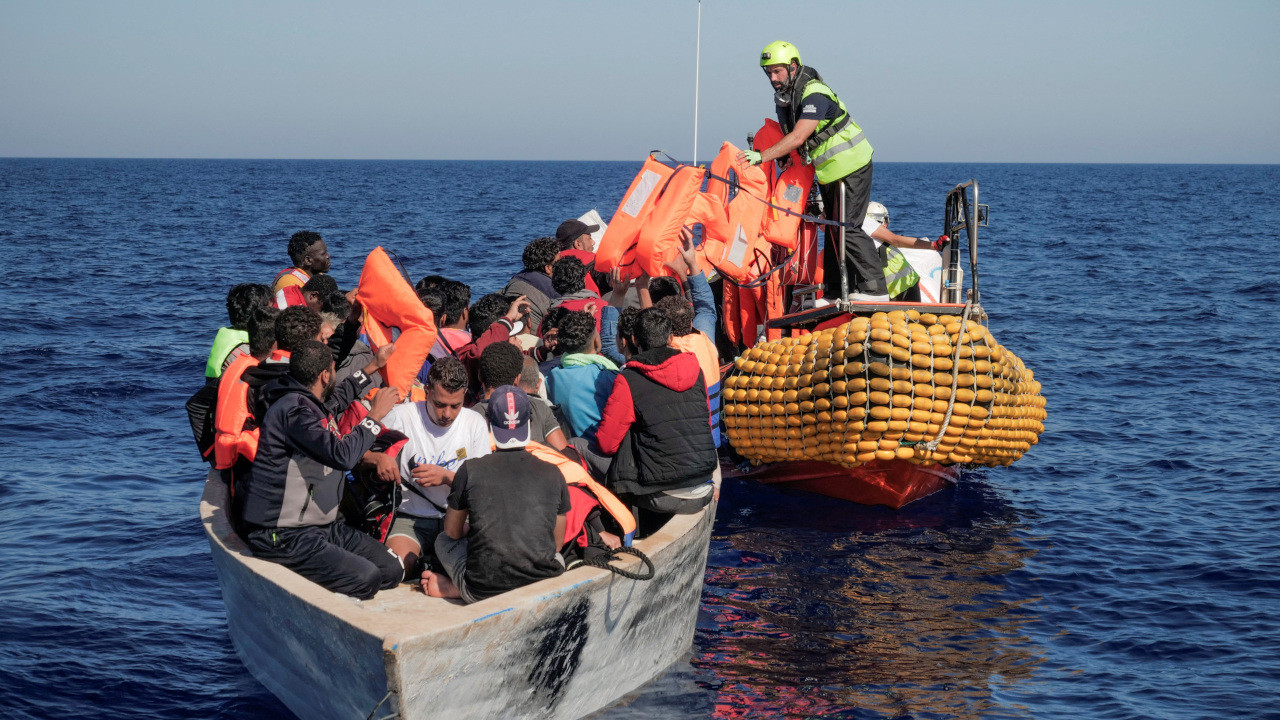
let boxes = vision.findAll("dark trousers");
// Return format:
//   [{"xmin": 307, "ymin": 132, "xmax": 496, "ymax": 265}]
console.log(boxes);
[
  {"xmin": 245, "ymin": 521, "xmax": 404, "ymax": 600},
  {"xmin": 819, "ymin": 161, "xmax": 886, "ymax": 297}
]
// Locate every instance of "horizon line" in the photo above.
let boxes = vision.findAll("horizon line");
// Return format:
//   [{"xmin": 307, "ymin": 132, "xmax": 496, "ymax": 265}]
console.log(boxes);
[{"xmin": 2, "ymin": 156, "xmax": 1277, "ymax": 166}]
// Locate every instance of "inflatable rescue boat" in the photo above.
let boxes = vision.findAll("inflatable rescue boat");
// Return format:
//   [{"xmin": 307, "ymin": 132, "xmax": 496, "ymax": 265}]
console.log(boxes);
[{"xmin": 600, "ymin": 138, "xmax": 1045, "ymax": 508}]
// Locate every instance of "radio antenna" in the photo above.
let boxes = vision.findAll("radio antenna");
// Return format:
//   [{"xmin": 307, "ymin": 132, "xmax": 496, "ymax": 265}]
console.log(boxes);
[{"xmin": 693, "ymin": 0, "xmax": 702, "ymax": 165}]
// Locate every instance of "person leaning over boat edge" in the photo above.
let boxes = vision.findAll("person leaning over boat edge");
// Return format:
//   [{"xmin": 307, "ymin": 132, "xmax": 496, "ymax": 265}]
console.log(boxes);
[
  {"xmin": 741, "ymin": 41, "xmax": 886, "ymax": 301},
  {"xmin": 423, "ymin": 386, "xmax": 571, "ymax": 603},
  {"xmin": 273, "ymin": 230, "xmax": 331, "ymax": 293},
  {"xmin": 238, "ymin": 340, "xmax": 404, "ymax": 600}
]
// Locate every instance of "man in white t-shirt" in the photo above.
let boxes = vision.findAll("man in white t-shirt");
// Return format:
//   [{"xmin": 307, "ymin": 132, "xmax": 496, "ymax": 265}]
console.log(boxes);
[
  {"xmin": 861, "ymin": 201, "xmax": 946, "ymax": 301},
  {"xmin": 379, "ymin": 356, "xmax": 491, "ymax": 579}
]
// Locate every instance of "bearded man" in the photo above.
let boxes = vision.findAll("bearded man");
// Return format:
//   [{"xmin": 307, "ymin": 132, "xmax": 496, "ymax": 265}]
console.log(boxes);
[{"xmin": 238, "ymin": 340, "xmax": 403, "ymax": 599}]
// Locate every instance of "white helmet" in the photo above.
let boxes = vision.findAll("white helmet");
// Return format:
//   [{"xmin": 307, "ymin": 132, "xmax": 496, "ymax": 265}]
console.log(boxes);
[{"xmin": 866, "ymin": 201, "xmax": 889, "ymax": 225}]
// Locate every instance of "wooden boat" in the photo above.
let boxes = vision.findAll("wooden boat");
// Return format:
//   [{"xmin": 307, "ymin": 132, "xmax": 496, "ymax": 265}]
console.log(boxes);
[
  {"xmin": 722, "ymin": 181, "xmax": 1037, "ymax": 509},
  {"xmin": 201, "ymin": 471, "xmax": 717, "ymax": 720}
]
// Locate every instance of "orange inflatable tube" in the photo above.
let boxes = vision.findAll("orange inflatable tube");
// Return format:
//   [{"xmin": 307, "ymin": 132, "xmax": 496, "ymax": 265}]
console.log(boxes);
[
  {"xmin": 355, "ymin": 246, "xmax": 438, "ymax": 399},
  {"xmin": 597, "ymin": 155, "xmax": 676, "ymax": 279}
]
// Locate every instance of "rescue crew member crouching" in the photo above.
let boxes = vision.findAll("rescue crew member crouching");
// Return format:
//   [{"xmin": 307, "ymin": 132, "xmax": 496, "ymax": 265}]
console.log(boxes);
[
  {"xmin": 741, "ymin": 41, "xmax": 888, "ymax": 301},
  {"xmin": 239, "ymin": 339, "xmax": 404, "ymax": 600}
]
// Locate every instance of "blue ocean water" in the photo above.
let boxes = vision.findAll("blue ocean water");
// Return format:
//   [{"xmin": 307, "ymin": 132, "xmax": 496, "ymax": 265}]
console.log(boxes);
[{"xmin": 1, "ymin": 159, "xmax": 1278, "ymax": 720}]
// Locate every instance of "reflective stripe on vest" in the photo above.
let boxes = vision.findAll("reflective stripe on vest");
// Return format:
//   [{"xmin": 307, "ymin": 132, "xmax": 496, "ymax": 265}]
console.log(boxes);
[
  {"xmin": 882, "ymin": 246, "xmax": 921, "ymax": 298},
  {"xmin": 274, "ymin": 267, "xmax": 310, "ymax": 288},
  {"xmin": 797, "ymin": 81, "xmax": 873, "ymax": 184},
  {"xmin": 668, "ymin": 333, "xmax": 722, "ymax": 446},
  {"xmin": 525, "ymin": 441, "xmax": 637, "ymax": 546},
  {"xmin": 205, "ymin": 327, "xmax": 249, "ymax": 379},
  {"xmin": 213, "ymin": 354, "xmax": 261, "ymax": 469}
]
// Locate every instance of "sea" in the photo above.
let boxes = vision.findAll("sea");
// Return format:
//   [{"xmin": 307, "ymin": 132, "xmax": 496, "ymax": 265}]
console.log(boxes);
[{"xmin": 1, "ymin": 158, "xmax": 1278, "ymax": 720}]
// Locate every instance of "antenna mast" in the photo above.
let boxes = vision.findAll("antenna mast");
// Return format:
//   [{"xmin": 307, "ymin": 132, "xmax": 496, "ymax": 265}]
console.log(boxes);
[{"xmin": 693, "ymin": 0, "xmax": 702, "ymax": 164}]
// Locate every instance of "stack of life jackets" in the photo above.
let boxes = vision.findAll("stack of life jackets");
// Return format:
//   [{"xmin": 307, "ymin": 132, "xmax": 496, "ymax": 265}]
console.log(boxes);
[{"xmin": 594, "ymin": 131, "xmax": 821, "ymax": 350}]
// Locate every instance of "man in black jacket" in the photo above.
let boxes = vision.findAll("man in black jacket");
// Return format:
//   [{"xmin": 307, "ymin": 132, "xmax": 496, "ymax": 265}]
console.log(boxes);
[
  {"xmin": 239, "ymin": 340, "xmax": 403, "ymax": 599},
  {"xmin": 595, "ymin": 309, "xmax": 717, "ymax": 515}
]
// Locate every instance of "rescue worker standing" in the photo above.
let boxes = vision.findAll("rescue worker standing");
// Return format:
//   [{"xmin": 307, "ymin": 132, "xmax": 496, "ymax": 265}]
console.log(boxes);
[{"xmin": 740, "ymin": 41, "xmax": 887, "ymax": 300}]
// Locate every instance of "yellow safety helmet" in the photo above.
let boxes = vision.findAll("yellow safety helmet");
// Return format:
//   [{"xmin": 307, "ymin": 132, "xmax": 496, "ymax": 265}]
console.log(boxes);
[{"xmin": 760, "ymin": 41, "xmax": 801, "ymax": 68}]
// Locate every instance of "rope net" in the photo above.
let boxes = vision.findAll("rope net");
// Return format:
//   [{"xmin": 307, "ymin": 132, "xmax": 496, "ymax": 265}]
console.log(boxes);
[{"xmin": 722, "ymin": 308, "xmax": 1046, "ymax": 469}]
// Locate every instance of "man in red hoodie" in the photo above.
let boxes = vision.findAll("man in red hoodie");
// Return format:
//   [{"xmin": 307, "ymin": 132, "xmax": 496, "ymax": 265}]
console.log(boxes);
[{"xmin": 595, "ymin": 309, "xmax": 717, "ymax": 515}]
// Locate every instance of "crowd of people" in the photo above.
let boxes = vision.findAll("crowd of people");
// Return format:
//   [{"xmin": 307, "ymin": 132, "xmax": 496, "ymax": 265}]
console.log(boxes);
[{"xmin": 189, "ymin": 222, "xmax": 721, "ymax": 604}]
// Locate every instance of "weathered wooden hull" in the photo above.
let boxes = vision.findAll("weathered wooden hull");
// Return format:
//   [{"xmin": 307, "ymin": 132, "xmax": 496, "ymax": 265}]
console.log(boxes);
[{"xmin": 201, "ymin": 471, "xmax": 717, "ymax": 720}]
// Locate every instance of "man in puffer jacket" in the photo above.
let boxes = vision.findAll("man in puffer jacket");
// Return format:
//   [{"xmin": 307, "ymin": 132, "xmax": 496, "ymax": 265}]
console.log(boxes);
[
  {"xmin": 238, "ymin": 340, "xmax": 403, "ymax": 600},
  {"xmin": 595, "ymin": 309, "xmax": 717, "ymax": 515}
]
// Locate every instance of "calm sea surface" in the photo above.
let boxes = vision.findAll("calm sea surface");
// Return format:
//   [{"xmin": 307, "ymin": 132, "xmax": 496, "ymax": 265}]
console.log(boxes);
[{"xmin": 1, "ymin": 159, "xmax": 1278, "ymax": 719}]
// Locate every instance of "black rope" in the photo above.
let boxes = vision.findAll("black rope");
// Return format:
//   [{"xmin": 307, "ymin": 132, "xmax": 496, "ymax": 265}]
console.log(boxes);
[{"xmin": 584, "ymin": 546, "xmax": 655, "ymax": 580}]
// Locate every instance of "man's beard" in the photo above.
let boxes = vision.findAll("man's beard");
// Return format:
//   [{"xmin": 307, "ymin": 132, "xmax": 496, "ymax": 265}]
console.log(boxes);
[{"xmin": 320, "ymin": 374, "xmax": 338, "ymax": 401}]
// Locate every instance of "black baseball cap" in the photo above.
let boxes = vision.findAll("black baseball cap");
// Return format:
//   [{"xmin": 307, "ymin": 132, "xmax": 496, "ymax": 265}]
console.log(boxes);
[{"xmin": 555, "ymin": 219, "xmax": 600, "ymax": 246}]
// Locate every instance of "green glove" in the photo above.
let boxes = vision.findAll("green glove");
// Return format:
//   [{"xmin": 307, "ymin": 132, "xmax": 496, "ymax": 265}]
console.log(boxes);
[{"xmin": 742, "ymin": 150, "xmax": 762, "ymax": 166}]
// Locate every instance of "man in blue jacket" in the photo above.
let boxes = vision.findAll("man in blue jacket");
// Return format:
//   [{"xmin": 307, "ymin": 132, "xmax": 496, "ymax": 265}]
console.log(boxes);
[{"xmin": 239, "ymin": 340, "xmax": 402, "ymax": 599}]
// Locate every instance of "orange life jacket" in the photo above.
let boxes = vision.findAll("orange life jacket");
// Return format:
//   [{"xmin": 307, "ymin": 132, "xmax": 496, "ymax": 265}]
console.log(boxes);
[
  {"xmin": 274, "ymin": 267, "xmax": 309, "ymax": 289},
  {"xmin": 213, "ymin": 353, "xmax": 260, "ymax": 470},
  {"xmin": 525, "ymin": 441, "xmax": 637, "ymax": 546},
  {"xmin": 704, "ymin": 142, "xmax": 772, "ymax": 283},
  {"xmin": 355, "ymin": 247, "xmax": 438, "ymax": 399},
  {"xmin": 634, "ymin": 165, "xmax": 729, "ymax": 279},
  {"xmin": 596, "ymin": 155, "xmax": 677, "ymax": 280},
  {"xmin": 753, "ymin": 120, "xmax": 815, "ymax": 251}
]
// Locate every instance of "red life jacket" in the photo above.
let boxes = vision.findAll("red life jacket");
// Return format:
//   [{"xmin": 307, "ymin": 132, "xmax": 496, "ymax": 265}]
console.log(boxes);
[{"xmin": 273, "ymin": 285, "xmax": 306, "ymax": 310}]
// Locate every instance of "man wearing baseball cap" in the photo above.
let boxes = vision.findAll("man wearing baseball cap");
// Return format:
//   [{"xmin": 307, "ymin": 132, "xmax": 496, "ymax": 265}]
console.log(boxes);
[
  {"xmin": 555, "ymin": 219, "xmax": 602, "ymax": 295},
  {"xmin": 422, "ymin": 386, "xmax": 572, "ymax": 603}
]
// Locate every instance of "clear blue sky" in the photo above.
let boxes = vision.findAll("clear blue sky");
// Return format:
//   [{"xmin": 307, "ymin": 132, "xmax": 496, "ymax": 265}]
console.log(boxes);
[{"xmin": 2, "ymin": 0, "xmax": 1276, "ymax": 162}]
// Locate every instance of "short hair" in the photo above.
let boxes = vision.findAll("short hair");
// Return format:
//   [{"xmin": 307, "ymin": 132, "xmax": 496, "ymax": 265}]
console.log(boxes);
[
  {"xmin": 649, "ymin": 276, "xmax": 682, "ymax": 304},
  {"xmin": 321, "ymin": 290, "xmax": 350, "ymax": 319},
  {"xmin": 275, "ymin": 305, "xmax": 323, "ymax": 351},
  {"xmin": 440, "ymin": 279, "xmax": 472, "ymax": 327},
  {"xmin": 522, "ymin": 237, "xmax": 560, "ymax": 273},
  {"xmin": 654, "ymin": 295, "xmax": 695, "ymax": 336},
  {"xmin": 539, "ymin": 305, "xmax": 571, "ymax": 340},
  {"xmin": 478, "ymin": 341, "xmax": 524, "ymax": 390},
  {"xmin": 417, "ymin": 288, "xmax": 445, "ymax": 323},
  {"xmin": 247, "ymin": 307, "xmax": 280, "ymax": 359},
  {"xmin": 617, "ymin": 306, "xmax": 641, "ymax": 344},
  {"xmin": 556, "ymin": 310, "xmax": 597, "ymax": 354},
  {"xmin": 631, "ymin": 308, "xmax": 672, "ymax": 352},
  {"xmin": 288, "ymin": 340, "xmax": 333, "ymax": 386},
  {"xmin": 301, "ymin": 273, "xmax": 338, "ymax": 298},
  {"xmin": 518, "ymin": 356, "xmax": 542, "ymax": 393},
  {"xmin": 551, "ymin": 256, "xmax": 587, "ymax": 295},
  {"xmin": 469, "ymin": 293, "xmax": 510, "ymax": 335},
  {"xmin": 226, "ymin": 283, "xmax": 272, "ymax": 330},
  {"xmin": 288, "ymin": 231, "xmax": 323, "ymax": 266},
  {"xmin": 415, "ymin": 274, "xmax": 447, "ymax": 295},
  {"xmin": 426, "ymin": 355, "xmax": 468, "ymax": 393}
]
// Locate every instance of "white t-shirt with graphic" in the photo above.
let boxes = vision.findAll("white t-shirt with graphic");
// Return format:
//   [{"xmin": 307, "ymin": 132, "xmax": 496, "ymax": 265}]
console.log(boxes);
[{"xmin": 381, "ymin": 402, "xmax": 491, "ymax": 518}]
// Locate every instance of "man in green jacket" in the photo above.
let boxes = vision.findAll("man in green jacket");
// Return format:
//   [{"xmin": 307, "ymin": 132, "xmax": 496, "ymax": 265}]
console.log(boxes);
[{"xmin": 741, "ymin": 41, "xmax": 887, "ymax": 301}]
